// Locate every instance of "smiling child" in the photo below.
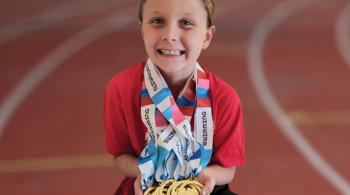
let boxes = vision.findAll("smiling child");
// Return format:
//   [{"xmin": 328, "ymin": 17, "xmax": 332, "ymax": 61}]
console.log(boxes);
[{"xmin": 103, "ymin": 0, "xmax": 245, "ymax": 194}]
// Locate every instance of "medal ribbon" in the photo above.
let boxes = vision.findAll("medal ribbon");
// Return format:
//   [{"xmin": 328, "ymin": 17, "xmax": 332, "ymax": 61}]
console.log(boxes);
[{"xmin": 138, "ymin": 59, "xmax": 214, "ymax": 190}]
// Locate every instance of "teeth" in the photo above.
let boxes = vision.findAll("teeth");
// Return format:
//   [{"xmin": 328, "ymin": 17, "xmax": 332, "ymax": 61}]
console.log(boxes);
[{"xmin": 160, "ymin": 49, "xmax": 182, "ymax": 55}]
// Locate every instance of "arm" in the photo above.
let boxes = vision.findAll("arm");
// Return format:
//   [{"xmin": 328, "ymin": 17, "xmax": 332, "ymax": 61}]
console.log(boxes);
[
  {"xmin": 113, "ymin": 154, "xmax": 143, "ymax": 195},
  {"xmin": 113, "ymin": 153, "xmax": 139, "ymax": 177},
  {"xmin": 197, "ymin": 164, "xmax": 236, "ymax": 195}
]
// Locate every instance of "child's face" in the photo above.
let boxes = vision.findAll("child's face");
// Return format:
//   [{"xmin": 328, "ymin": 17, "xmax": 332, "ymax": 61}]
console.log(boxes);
[{"xmin": 140, "ymin": 0, "xmax": 215, "ymax": 75}]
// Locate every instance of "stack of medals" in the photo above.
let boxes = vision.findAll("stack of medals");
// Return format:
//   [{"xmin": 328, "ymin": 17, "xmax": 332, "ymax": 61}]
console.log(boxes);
[{"xmin": 144, "ymin": 179, "xmax": 207, "ymax": 195}]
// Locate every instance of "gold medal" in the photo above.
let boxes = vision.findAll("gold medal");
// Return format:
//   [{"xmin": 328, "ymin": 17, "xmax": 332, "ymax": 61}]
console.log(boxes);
[{"xmin": 144, "ymin": 179, "xmax": 208, "ymax": 195}]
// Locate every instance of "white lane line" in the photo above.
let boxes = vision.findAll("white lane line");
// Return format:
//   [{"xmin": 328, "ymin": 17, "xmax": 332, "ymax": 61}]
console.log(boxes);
[
  {"xmin": 0, "ymin": 154, "xmax": 111, "ymax": 173},
  {"xmin": 0, "ymin": 0, "xmax": 129, "ymax": 44},
  {"xmin": 335, "ymin": 1, "xmax": 350, "ymax": 70},
  {"xmin": 247, "ymin": 0, "xmax": 350, "ymax": 194},
  {"xmin": 0, "ymin": 6, "xmax": 136, "ymax": 140}
]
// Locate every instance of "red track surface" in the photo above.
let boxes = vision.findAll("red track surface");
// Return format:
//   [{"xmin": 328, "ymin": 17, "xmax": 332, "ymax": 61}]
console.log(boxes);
[{"xmin": 0, "ymin": 0, "xmax": 349, "ymax": 194}]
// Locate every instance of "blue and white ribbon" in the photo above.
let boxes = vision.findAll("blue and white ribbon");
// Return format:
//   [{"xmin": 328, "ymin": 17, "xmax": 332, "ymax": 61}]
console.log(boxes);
[{"xmin": 138, "ymin": 59, "xmax": 213, "ymax": 190}]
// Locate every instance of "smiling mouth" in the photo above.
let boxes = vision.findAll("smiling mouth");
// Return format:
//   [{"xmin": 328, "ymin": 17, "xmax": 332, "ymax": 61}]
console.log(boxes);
[{"xmin": 157, "ymin": 49, "xmax": 185, "ymax": 56}]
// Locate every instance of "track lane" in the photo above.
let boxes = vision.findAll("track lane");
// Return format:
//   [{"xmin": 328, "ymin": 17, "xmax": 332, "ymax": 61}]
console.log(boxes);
[
  {"xmin": 0, "ymin": 3, "xmax": 137, "ymax": 194},
  {"xmin": 204, "ymin": 0, "xmax": 340, "ymax": 194},
  {"xmin": 249, "ymin": 0, "xmax": 350, "ymax": 194},
  {"xmin": 0, "ymin": 2, "xmax": 135, "ymax": 139}
]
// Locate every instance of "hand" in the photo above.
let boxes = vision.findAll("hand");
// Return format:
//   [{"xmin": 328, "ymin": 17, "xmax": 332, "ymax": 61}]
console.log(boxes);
[
  {"xmin": 134, "ymin": 174, "xmax": 143, "ymax": 195},
  {"xmin": 196, "ymin": 170, "xmax": 216, "ymax": 195}
]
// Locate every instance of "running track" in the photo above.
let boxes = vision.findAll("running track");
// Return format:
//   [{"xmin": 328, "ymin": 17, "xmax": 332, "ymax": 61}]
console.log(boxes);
[{"xmin": 0, "ymin": 0, "xmax": 350, "ymax": 194}]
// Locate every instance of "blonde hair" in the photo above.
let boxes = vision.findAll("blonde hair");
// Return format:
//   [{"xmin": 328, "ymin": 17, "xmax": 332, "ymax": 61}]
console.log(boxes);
[{"xmin": 138, "ymin": 0, "xmax": 215, "ymax": 27}]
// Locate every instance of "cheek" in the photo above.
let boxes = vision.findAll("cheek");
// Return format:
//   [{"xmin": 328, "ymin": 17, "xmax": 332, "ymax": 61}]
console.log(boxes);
[
  {"xmin": 142, "ymin": 27, "xmax": 155, "ymax": 43},
  {"xmin": 143, "ymin": 35, "xmax": 156, "ymax": 52},
  {"xmin": 184, "ymin": 34, "xmax": 206, "ymax": 53}
]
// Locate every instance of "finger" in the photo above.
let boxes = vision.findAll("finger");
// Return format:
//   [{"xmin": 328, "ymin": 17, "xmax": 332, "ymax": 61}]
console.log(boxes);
[
  {"xmin": 135, "ymin": 188, "xmax": 143, "ymax": 195},
  {"xmin": 201, "ymin": 179, "xmax": 215, "ymax": 195}
]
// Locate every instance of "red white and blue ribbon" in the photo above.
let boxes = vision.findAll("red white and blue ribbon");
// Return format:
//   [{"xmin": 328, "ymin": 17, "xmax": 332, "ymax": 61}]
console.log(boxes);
[{"xmin": 138, "ymin": 59, "xmax": 214, "ymax": 190}]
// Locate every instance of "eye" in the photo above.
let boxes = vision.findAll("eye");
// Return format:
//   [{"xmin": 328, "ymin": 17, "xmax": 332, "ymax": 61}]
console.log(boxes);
[
  {"xmin": 150, "ymin": 17, "xmax": 165, "ymax": 27},
  {"xmin": 179, "ymin": 19, "xmax": 194, "ymax": 28}
]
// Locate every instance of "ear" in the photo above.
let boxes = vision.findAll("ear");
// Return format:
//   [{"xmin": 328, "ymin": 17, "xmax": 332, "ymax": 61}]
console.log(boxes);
[{"xmin": 202, "ymin": 25, "xmax": 216, "ymax": 50}]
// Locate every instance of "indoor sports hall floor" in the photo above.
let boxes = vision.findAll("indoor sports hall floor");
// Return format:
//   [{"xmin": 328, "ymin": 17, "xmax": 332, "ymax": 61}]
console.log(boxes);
[{"xmin": 0, "ymin": 0, "xmax": 350, "ymax": 194}]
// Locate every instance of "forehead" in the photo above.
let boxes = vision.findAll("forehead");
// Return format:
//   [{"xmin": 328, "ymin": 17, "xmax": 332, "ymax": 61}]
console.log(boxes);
[{"xmin": 143, "ymin": 0, "xmax": 207, "ymax": 18}]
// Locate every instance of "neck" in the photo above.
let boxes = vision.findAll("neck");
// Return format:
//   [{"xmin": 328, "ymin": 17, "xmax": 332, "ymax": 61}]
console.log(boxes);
[
  {"xmin": 157, "ymin": 66, "xmax": 195, "ymax": 98},
  {"xmin": 158, "ymin": 66, "xmax": 194, "ymax": 86}
]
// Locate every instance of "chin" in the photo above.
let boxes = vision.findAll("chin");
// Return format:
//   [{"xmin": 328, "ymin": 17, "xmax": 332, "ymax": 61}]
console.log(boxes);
[
  {"xmin": 156, "ymin": 63, "xmax": 184, "ymax": 73},
  {"xmin": 151, "ymin": 57, "xmax": 182, "ymax": 68}
]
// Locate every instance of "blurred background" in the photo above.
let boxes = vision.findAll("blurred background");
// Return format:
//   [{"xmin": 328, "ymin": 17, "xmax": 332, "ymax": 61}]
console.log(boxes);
[{"xmin": 0, "ymin": 0, "xmax": 350, "ymax": 194}]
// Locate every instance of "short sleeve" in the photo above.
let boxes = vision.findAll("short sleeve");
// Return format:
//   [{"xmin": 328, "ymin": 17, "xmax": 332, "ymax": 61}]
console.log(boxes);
[
  {"xmin": 211, "ymin": 87, "xmax": 245, "ymax": 167},
  {"xmin": 103, "ymin": 79, "xmax": 133, "ymax": 156}
]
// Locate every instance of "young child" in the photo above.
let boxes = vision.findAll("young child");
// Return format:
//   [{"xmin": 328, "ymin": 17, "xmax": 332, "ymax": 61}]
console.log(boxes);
[{"xmin": 103, "ymin": 0, "xmax": 245, "ymax": 194}]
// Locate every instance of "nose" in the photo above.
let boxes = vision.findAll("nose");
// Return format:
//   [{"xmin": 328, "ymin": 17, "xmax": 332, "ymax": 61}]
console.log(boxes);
[{"xmin": 162, "ymin": 23, "xmax": 179, "ymax": 42}]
